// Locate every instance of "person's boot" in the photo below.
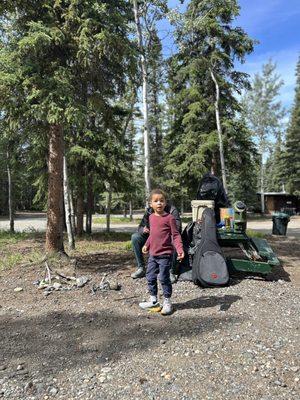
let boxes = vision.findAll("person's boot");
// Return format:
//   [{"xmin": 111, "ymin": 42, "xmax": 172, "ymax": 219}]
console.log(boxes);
[
  {"xmin": 161, "ymin": 298, "xmax": 173, "ymax": 316},
  {"xmin": 131, "ymin": 267, "xmax": 146, "ymax": 279},
  {"xmin": 170, "ymin": 271, "xmax": 177, "ymax": 284},
  {"xmin": 139, "ymin": 295, "xmax": 159, "ymax": 310}
]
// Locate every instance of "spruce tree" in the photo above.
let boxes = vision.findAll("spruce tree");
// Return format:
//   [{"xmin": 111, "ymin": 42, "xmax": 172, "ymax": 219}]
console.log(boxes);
[
  {"xmin": 0, "ymin": 1, "xmax": 136, "ymax": 252},
  {"xmin": 165, "ymin": 0, "xmax": 255, "ymax": 202},
  {"xmin": 281, "ymin": 57, "xmax": 300, "ymax": 195}
]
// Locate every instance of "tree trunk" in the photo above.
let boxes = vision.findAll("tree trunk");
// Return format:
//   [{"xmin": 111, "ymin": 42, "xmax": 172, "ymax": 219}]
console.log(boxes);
[
  {"xmin": 211, "ymin": 153, "xmax": 217, "ymax": 175},
  {"xmin": 63, "ymin": 155, "xmax": 75, "ymax": 250},
  {"xmin": 45, "ymin": 124, "xmax": 64, "ymax": 253},
  {"xmin": 76, "ymin": 168, "xmax": 84, "ymax": 236},
  {"xmin": 180, "ymin": 197, "xmax": 184, "ymax": 214},
  {"xmin": 123, "ymin": 204, "xmax": 127, "ymax": 218},
  {"xmin": 210, "ymin": 68, "xmax": 228, "ymax": 193},
  {"xmin": 260, "ymin": 153, "xmax": 265, "ymax": 214},
  {"xmin": 129, "ymin": 200, "xmax": 133, "ymax": 221},
  {"xmin": 70, "ymin": 189, "xmax": 76, "ymax": 233},
  {"xmin": 6, "ymin": 151, "xmax": 14, "ymax": 233},
  {"xmin": 133, "ymin": 0, "xmax": 151, "ymax": 203},
  {"xmin": 105, "ymin": 182, "xmax": 112, "ymax": 233},
  {"xmin": 76, "ymin": 183, "xmax": 84, "ymax": 236},
  {"xmin": 85, "ymin": 173, "xmax": 93, "ymax": 234}
]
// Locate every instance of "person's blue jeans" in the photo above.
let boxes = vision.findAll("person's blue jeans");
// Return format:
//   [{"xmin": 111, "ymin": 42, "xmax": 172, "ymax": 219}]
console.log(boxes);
[
  {"xmin": 131, "ymin": 232, "xmax": 177, "ymax": 273},
  {"xmin": 146, "ymin": 255, "xmax": 172, "ymax": 298},
  {"xmin": 131, "ymin": 232, "xmax": 148, "ymax": 269}
]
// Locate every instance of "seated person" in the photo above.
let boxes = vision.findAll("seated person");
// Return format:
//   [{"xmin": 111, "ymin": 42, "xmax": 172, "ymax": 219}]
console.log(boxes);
[
  {"xmin": 131, "ymin": 201, "xmax": 182, "ymax": 283},
  {"xmin": 196, "ymin": 172, "xmax": 230, "ymax": 223}
]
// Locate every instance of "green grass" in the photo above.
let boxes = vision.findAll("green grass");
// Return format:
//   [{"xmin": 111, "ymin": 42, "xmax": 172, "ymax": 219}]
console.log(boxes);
[
  {"xmin": 0, "ymin": 230, "xmax": 32, "ymax": 244},
  {"xmin": 0, "ymin": 230, "xmax": 135, "ymax": 271},
  {"xmin": 93, "ymin": 216, "xmax": 138, "ymax": 224},
  {"xmin": 181, "ymin": 216, "xmax": 193, "ymax": 223},
  {"xmin": 72, "ymin": 231, "xmax": 132, "ymax": 254},
  {"xmin": 246, "ymin": 229, "xmax": 266, "ymax": 239},
  {"xmin": 0, "ymin": 230, "xmax": 44, "ymax": 271}
]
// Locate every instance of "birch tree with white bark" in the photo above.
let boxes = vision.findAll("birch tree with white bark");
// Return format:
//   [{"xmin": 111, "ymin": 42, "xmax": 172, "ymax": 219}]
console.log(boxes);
[
  {"xmin": 132, "ymin": 0, "xmax": 168, "ymax": 203},
  {"xmin": 242, "ymin": 61, "xmax": 285, "ymax": 213}
]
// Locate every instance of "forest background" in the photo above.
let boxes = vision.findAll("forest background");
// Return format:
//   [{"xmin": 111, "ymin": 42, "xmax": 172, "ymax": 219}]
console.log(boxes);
[{"xmin": 0, "ymin": 0, "xmax": 299, "ymax": 253}]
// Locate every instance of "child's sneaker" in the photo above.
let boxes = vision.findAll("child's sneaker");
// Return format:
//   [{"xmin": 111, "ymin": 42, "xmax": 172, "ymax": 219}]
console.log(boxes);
[
  {"xmin": 161, "ymin": 298, "xmax": 173, "ymax": 316},
  {"xmin": 139, "ymin": 296, "xmax": 159, "ymax": 310}
]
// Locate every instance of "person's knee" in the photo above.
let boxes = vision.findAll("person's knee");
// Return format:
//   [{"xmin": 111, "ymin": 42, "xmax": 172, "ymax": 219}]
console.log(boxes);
[
  {"xmin": 131, "ymin": 232, "xmax": 140, "ymax": 243},
  {"xmin": 158, "ymin": 272, "xmax": 171, "ymax": 285}
]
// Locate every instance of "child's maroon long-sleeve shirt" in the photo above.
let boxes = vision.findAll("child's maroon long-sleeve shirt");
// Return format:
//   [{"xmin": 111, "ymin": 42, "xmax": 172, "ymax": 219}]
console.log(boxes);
[{"xmin": 145, "ymin": 213, "xmax": 183, "ymax": 256}]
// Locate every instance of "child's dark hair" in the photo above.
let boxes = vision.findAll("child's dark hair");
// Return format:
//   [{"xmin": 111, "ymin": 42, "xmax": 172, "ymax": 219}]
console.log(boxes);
[{"xmin": 149, "ymin": 188, "xmax": 167, "ymax": 201}]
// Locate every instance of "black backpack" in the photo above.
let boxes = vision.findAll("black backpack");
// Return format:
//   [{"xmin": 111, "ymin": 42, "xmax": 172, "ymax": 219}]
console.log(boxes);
[
  {"xmin": 196, "ymin": 173, "xmax": 229, "ymax": 207},
  {"xmin": 192, "ymin": 208, "xmax": 229, "ymax": 287}
]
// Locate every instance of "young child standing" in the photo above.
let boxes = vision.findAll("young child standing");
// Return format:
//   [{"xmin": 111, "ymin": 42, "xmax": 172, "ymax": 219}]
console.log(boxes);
[{"xmin": 139, "ymin": 189, "xmax": 184, "ymax": 315}]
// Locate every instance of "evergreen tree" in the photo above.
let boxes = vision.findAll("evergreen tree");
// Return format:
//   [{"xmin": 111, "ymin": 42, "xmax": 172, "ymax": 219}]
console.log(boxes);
[
  {"xmin": 281, "ymin": 57, "xmax": 300, "ymax": 195},
  {"xmin": 164, "ymin": 0, "xmax": 255, "ymax": 203},
  {"xmin": 0, "ymin": 1, "xmax": 135, "ymax": 251},
  {"xmin": 243, "ymin": 60, "xmax": 285, "ymax": 212},
  {"xmin": 265, "ymin": 137, "xmax": 285, "ymax": 192},
  {"xmin": 132, "ymin": 0, "xmax": 168, "ymax": 202},
  {"xmin": 147, "ymin": 27, "xmax": 166, "ymax": 187}
]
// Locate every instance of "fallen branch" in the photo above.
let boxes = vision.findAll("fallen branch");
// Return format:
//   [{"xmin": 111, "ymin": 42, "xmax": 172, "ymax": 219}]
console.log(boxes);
[{"xmin": 45, "ymin": 261, "xmax": 52, "ymax": 284}]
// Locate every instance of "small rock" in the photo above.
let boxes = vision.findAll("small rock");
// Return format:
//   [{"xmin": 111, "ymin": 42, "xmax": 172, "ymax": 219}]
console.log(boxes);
[
  {"xmin": 24, "ymin": 381, "xmax": 33, "ymax": 391},
  {"xmin": 35, "ymin": 383, "xmax": 45, "ymax": 393},
  {"xmin": 0, "ymin": 366, "xmax": 7, "ymax": 371},
  {"xmin": 53, "ymin": 282, "xmax": 62, "ymax": 290},
  {"xmin": 99, "ymin": 376, "xmax": 106, "ymax": 383},
  {"xmin": 17, "ymin": 364, "xmax": 24, "ymax": 371},
  {"xmin": 101, "ymin": 367, "xmax": 111, "ymax": 374},
  {"xmin": 14, "ymin": 287, "xmax": 23, "ymax": 292},
  {"xmin": 291, "ymin": 366, "xmax": 299, "ymax": 373},
  {"xmin": 49, "ymin": 387, "xmax": 58, "ymax": 396},
  {"xmin": 76, "ymin": 276, "xmax": 89, "ymax": 288}
]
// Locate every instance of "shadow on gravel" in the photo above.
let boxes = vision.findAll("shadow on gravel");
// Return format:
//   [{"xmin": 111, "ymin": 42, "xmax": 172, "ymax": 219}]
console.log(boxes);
[
  {"xmin": 76, "ymin": 253, "xmax": 135, "ymax": 274},
  {"xmin": 0, "ymin": 310, "xmax": 245, "ymax": 378},
  {"xmin": 174, "ymin": 295, "xmax": 242, "ymax": 312}
]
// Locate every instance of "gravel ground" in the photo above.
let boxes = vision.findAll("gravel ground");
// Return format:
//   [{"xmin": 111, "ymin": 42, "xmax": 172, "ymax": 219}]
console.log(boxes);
[{"xmin": 0, "ymin": 242, "xmax": 299, "ymax": 400}]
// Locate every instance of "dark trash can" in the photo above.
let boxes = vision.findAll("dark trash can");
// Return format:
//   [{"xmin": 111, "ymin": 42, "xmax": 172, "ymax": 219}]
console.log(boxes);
[{"xmin": 272, "ymin": 213, "xmax": 290, "ymax": 236}]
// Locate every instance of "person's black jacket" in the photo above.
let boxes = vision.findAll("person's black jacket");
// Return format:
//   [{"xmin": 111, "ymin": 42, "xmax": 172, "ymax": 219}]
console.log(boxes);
[{"xmin": 137, "ymin": 204, "xmax": 182, "ymax": 234}]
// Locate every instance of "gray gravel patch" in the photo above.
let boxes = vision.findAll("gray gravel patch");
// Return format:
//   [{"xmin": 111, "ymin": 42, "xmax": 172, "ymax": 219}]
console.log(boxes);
[{"xmin": 0, "ymin": 265, "xmax": 299, "ymax": 400}]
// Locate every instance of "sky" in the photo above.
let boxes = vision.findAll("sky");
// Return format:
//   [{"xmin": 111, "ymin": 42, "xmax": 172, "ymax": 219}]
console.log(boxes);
[{"xmin": 159, "ymin": 0, "xmax": 300, "ymax": 111}]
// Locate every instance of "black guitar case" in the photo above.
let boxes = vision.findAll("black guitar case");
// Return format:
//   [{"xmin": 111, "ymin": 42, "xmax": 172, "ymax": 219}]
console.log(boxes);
[{"xmin": 192, "ymin": 208, "xmax": 229, "ymax": 287}]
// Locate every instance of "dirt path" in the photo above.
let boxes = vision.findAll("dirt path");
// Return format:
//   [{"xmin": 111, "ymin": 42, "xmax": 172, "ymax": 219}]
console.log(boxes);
[{"xmin": 1, "ymin": 213, "xmax": 300, "ymax": 238}]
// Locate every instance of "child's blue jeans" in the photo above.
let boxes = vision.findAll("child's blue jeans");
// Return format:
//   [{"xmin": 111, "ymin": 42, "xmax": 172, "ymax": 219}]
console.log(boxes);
[{"xmin": 146, "ymin": 255, "xmax": 172, "ymax": 298}]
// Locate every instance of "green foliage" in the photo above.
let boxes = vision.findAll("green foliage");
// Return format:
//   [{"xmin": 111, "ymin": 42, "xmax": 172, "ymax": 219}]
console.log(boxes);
[
  {"xmin": 280, "ymin": 57, "xmax": 300, "ymax": 195},
  {"xmin": 243, "ymin": 60, "xmax": 285, "ymax": 155},
  {"xmin": 265, "ymin": 138, "xmax": 285, "ymax": 192},
  {"xmin": 226, "ymin": 119, "xmax": 259, "ymax": 206},
  {"xmin": 164, "ymin": 0, "xmax": 255, "ymax": 203},
  {"xmin": 0, "ymin": 0, "xmax": 139, "ymax": 221}
]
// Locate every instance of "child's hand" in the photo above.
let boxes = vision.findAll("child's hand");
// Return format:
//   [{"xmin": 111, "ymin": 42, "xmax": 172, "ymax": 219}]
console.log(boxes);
[
  {"xmin": 142, "ymin": 245, "xmax": 149, "ymax": 254},
  {"xmin": 143, "ymin": 226, "xmax": 150, "ymax": 234},
  {"xmin": 177, "ymin": 251, "xmax": 184, "ymax": 262}
]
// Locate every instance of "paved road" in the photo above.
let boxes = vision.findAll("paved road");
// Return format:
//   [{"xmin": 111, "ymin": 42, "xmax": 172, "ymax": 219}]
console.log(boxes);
[{"xmin": 1, "ymin": 213, "xmax": 300, "ymax": 237}]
